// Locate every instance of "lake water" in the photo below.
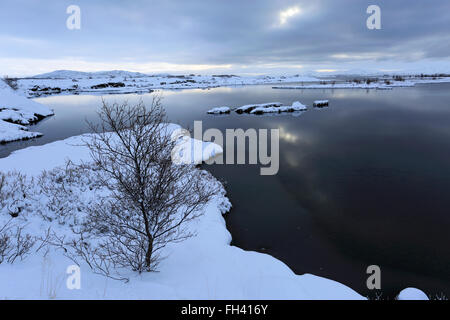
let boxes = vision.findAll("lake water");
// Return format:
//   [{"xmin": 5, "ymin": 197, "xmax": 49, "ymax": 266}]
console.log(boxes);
[{"xmin": 1, "ymin": 83, "xmax": 450, "ymax": 299}]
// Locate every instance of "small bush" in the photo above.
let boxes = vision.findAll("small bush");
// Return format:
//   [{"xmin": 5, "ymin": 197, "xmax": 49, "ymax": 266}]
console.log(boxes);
[
  {"xmin": 0, "ymin": 172, "xmax": 29, "ymax": 218},
  {"xmin": 0, "ymin": 221, "xmax": 35, "ymax": 264}
]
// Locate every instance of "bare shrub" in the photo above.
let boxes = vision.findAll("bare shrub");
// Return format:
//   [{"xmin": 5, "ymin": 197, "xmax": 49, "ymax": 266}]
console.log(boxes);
[
  {"xmin": 0, "ymin": 172, "xmax": 29, "ymax": 218},
  {"xmin": 61, "ymin": 97, "xmax": 218, "ymax": 278},
  {"xmin": 0, "ymin": 220, "xmax": 35, "ymax": 264},
  {"xmin": 37, "ymin": 162, "xmax": 103, "ymax": 224}
]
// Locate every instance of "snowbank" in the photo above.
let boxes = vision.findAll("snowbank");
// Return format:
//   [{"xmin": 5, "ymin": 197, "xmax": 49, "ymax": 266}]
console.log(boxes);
[
  {"xmin": 0, "ymin": 80, "xmax": 54, "ymax": 118},
  {"xmin": 397, "ymin": 288, "xmax": 429, "ymax": 300},
  {"xmin": 0, "ymin": 80, "xmax": 53, "ymax": 143},
  {"xmin": 0, "ymin": 130, "xmax": 365, "ymax": 300},
  {"xmin": 0, "ymin": 124, "xmax": 221, "ymax": 174},
  {"xmin": 0, "ymin": 119, "xmax": 42, "ymax": 143}
]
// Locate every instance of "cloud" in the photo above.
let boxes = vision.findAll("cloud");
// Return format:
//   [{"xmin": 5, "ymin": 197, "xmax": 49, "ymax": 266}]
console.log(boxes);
[
  {"xmin": 0, "ymin": 0, "xmax": 449, "ymax": 76},
  {"xmin": 315, "ymin": 69, "xmax": 339, "ymax": 73}
]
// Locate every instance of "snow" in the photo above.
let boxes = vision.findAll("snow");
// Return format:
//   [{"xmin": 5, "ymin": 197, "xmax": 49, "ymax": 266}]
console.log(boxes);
[
  {"xmin": 397, "ymin": 288, "xmax": 429, "ymax": 300},
  {"xmin": 250, "ymin": 101, "xmax": 307, "ymax": 114},
  {"xmin": 413, "ymin": 77, "xmax": 450, "ymax": 84},
  {"xmin": 0, "ymin": 108, "xmax": 40, "ymax": 125},
  {"xmin": 0, "ymin": 80, "xmax": 53, "ymax": 143},
  {"xmin": 0, "ymin": 80, "xmax": 54, "ymax": 117},
  {"xmin": 207, "ymin": 107, "xmax": 231, "ymax": 114},
  {"xmin": 0, "ymin": 128, "xmax": 366, "ymax": 300}
]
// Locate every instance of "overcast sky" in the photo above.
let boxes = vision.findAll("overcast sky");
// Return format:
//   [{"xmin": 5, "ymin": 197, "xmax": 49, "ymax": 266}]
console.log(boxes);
[{"xmin": 1, "ymin": 0, "xmax": 449, "ymax": 76}]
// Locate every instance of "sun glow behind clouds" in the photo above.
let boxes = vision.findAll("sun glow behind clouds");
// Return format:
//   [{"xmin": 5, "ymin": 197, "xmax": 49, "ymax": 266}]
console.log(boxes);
[
  {"xmin": 315, "ymin": 69, "xmax": 339, "ymax": 73},
  {"xmin": 278, "ymin": 6, "xmax": 301, "ymax": 26}
]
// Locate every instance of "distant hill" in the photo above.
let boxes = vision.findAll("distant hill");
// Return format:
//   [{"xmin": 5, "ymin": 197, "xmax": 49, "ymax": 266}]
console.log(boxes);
[{"xmin": 31, "ymin": 70, "xmax": 149, "ymax": 79}]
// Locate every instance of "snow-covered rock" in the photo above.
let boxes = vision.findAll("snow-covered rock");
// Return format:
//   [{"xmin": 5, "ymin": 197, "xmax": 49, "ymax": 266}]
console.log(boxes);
[
  {"xmin": 235, "ymin": 102, "xmax": 283, "ymax": 114},
  {"xmin": 250, "ymin": 101, "xmax": 307, "ymax": 114},
  {"xmin": 397, "ymin": 288, "xmax": 429, "ymax": 300},
  {"xmin": 207, "ymin": 106, "xmax": 231, "ymax": 114},
  {"xmin": 313, "ymin": 100, "xmax": 329, "ymax": 107}
]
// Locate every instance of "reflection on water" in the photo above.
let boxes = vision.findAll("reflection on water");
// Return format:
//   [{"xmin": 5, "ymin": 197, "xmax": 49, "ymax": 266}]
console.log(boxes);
[{"xmin": 1, "ymin": 84, "xmax": 450, "ymax": 298}]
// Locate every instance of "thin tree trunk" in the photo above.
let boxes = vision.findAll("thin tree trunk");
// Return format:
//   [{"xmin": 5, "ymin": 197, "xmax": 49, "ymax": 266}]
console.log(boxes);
[{"xmin": 145, "ymin": 236, "xmax": 153, "ymax": 269}]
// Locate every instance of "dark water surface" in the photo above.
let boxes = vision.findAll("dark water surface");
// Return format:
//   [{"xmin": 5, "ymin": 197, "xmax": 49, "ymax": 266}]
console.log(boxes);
[{"xmin": 1, "ymin": 84, "xmax": 450, "ymax": 299}]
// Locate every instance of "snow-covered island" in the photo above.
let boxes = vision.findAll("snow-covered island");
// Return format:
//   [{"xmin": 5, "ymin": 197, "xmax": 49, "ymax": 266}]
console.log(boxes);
[
  {"xmin": 250, "ymin": 101, "xmax": 307, "ymax": 114},
  {"xmin": 0, "ymin": 80, "xmax": 54, "ymax": 143}
]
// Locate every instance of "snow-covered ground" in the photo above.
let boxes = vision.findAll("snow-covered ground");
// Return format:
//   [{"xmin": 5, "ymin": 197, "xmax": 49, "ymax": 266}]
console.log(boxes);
[
  {"xmin": 0, "ymin": 80, "xmax": 54, "ymax": 143},
  {"xmin": 273, "ymin": 81, "xmax": 416, "ymax": 90},
  {"xmin": 12, "ymin": 71, "xmax": 450, "ymax": 98},
  {"xmin": 272, "ymin": 76, "xmax": 450, "ymax": 90},
  {"xmin": 0, "ymin": 126, "xmax": 368, "ymax": 300},
  {"xmin": 16, "ymin": 70, "xmax": 320, "ymax": 97}
]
